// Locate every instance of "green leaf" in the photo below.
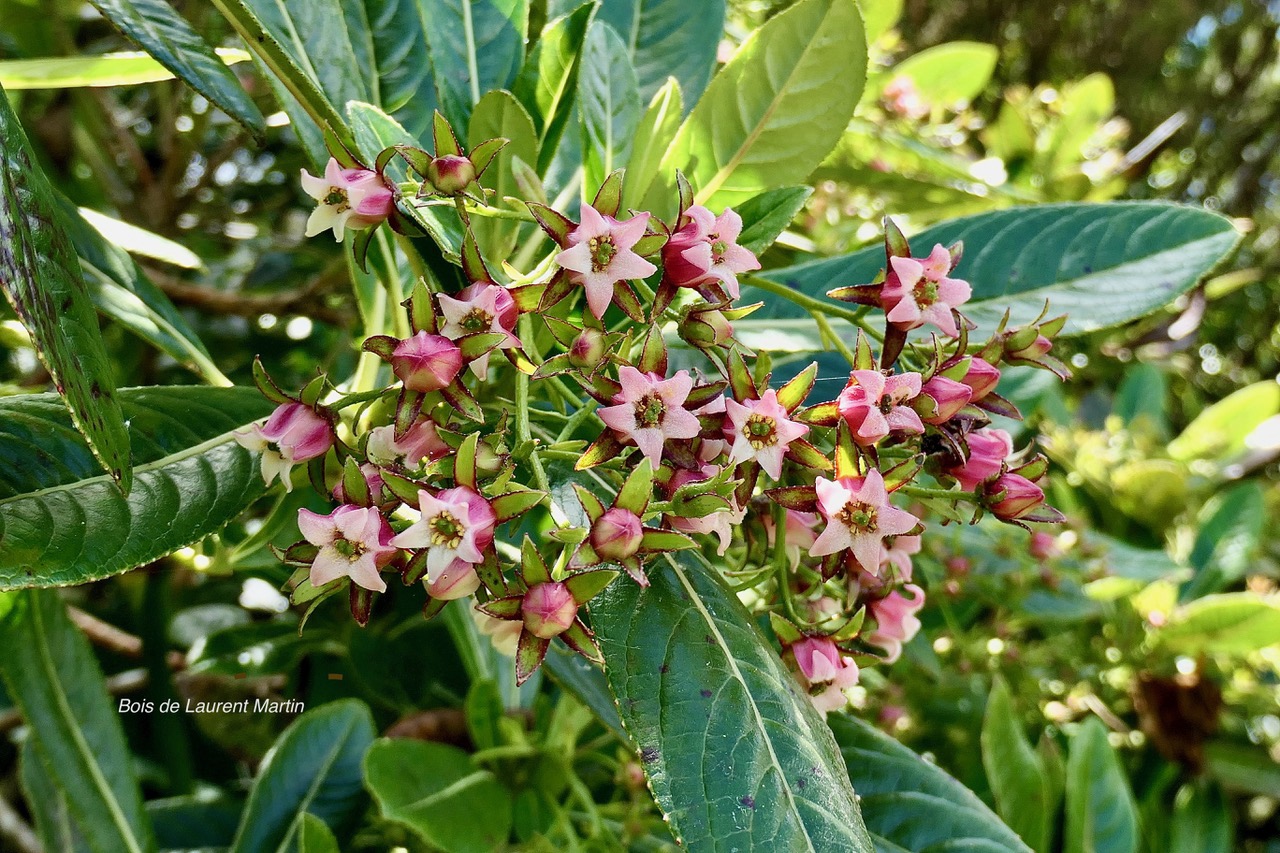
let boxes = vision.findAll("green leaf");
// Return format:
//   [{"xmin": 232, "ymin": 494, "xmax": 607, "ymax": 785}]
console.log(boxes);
[
  {"xmin": 0, "ymin": 386, "xmax": 274, "ymax": 589},
  {"xmin": 622, "ymin": 76, "xmax": 682, "ymax": 209},
  {"xmin": 209, "ymin": 0, "xmax": 362, "ymax": 163},
  {"xmin": 342, "ymin": 0, "xmax": 439, "ymax": 141},
  {"xmin": 57, "ymin": 198, "xmax": 226, "ymax": 384},
  {"xmin": 422, "ymin": 0, "xmax": 529, "ymax": 136},
  {"xmin": 147, "ymin": 793, "xmax": 244, "ymax": 849},
  {"xmin": 1112, "ymin": 362, "xmax": 1168, "ymax": 436},
  {"xmin": 0, "ymin": 86, "xmax": 133, "ymax": 491},
  {"xmin": 0, "ymin": 48, "xmax": 250, "ymax": 90},
  {"xmin": 1205, "ymin": 740, "xmax": 1280, "ymax": 798},
  {"xmin": 468, "ymin": 89, "xmax": 538, "ymax": 258},
  {"xmin": 230, "ymin": 699, "xmax": 376, "ymax": 853},
  {"xmin": 830, "ymin": 713, "xmax": 1031, "ymax": 853},
  {"xmin": 363, "ymin": 738, "xmax": 513, "ymax": 853},
  {"xmin": 1169, "ymin": 781, "xmax": 1232, "ymax": 853},
  {"xmin": 858, "ymin": 0, "xmax": 902, "ymax": 43},
  {"xmin": 650, "ymin": 0, "xmax": 867, "ymax": 210},
  {"xmin": 735, "ymin": 186, "xmax": 813, "ymax": 254},
  {"xmin": 591, "ymin": 550, "xmax": 873, "ymax": 852},
  {"xmin": 981, "ymin": 676, "xmax": 1052, "ymax": 852},
  {"xmin": 1181, "ymin": 481, "xmax": 1265, "ymax": 601},
  {"xmin": 0, "ymin": 590, "xmax": 153, "ymax": 853},
  {"xmin": 883, "ymin": 42, "xmax": 998, "ymax": 105},
  {"xmin": 753, "ymin": 202, "xmax": 1240, "ymax": 337},
  {"xmin": 513, "ymin": 2, "xmax": 593, "ymax": 172},
  {"xmin": 1167, "ymin": 380, "xmax": 1280, "ymax": 463},
  {"xmin": 1064, "ymin": 718, "xmax": 1139, "ymax": 853},
  {"xmin": 88, "ymin": 0, "xmax": 266, "ymax": 138},
  {"xmin": 1156, "ymin": 593, "xmax": 1280, "ymax": 655},
  {"xmin": 596, "ymin": 0, "xmax": 725, "ymax": 106},
  {"xmin": 579, "ymin": 21, "xmax": 641, "ymax": 198},
  {"xmin": 19, "ymin": 739, "xmax": 90, "ymax": 853},
  {"xmin": 298, "ymin": 813, "xmax": 341, "ymax": 853}
]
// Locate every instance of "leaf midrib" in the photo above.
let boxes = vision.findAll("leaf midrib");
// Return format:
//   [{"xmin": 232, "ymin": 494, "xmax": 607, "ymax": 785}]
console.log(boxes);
[
  {"xmin": 272, "ymin": 713, "xmax": 358, "ymax": 853},
  {"xmin": 690, "ymin": 1, "xmax": 838, "ymax": 202},
  {"xmin": 660, "ymin": 552, "xmax": 819, "ymax": 852},
  {"xmin": 31, "ymin": 597, "xmax": 144, "ymax": 853}
]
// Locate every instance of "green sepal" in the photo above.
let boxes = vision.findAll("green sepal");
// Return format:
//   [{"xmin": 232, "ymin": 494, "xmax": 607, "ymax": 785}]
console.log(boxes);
[
  {"xmin": 515, "ymin": 630, "xmax": 551, "ymax": 684},
  {"xmin": 468, "ymin": 136, "xmax": 508, "ymax": 178},
  {"xmin": 454, "ymin": 432, "xmax": 479, "ymax": 490},
  {"xmin": 432, "ymin": 110, "xmax": 463, "ymax": 157},
  {"xmin": 252, "ymin": 357, "xmax": 292, "ymax": 404},
  {"xmin": 765, "ymin": 485, "xmax": 818, "ymax": 512},
  {"xmin": 834, "ymin": 422, "xmax": 861, "ymax": 480},
  {"xmin": 299, "ymin": 374, "xmax": 328, "ymax": 407},
  {"xmin": 532, "ymin": 353, "xmax": 574, "ymax": 380},
  {"xmin": 592, "ymin": 169, "xmax": 625, "ymax": 217},
  {"xmin": 787, "ymin": 439, "xmax": 832, "ymax": 472},
  {"xmin": 558, "ymin": 620, "xmax": 602, "ymax": 662},
  {"xmin": 458, "ymin": 332, "xmax": 507, "ymax": 361},
  {"xmin": 394, "ymin": 389, "xmax": 427, "ymax": 439},
  {"xmin": 612, "ymin": 281, "xmax": 645, "ymax": 322},
  {"xmin": 685, "ymin": 379, "xmax": 730, "ymax": 409},
  {"xmin": 461, "ymin": 229, "xmax": 494, "ymax": 284},
  {"xmin": 527, "ymin": 202, "xmax": 575, "ymax": 246},
  {"xmin": 615, "ymin": 458, "xmax": 654, "ymax": 515},
  {"xmin": 440, "ymin": 383, "xmax": 483, "ymax": 422},
  {"xmin": 341, "ymin": 457, "xmax": 372, "ymax": 506},
  {"xmin": 402, "ymin": 547, "xmax": 429, "ymax": 586},
  {"xmin": 853, "ymin": 331, "xmax": 876, "ymax": 370},
  {"xmin": 422, "ymin": 594, "xmax": 448, "ymax": 621},
  {"xmin": 382, "ymin": 471, "xmax": 424, "ymax": 507},
  {"xmin": 352, "ymin": 226, "xmax": 376, "ymax": 273},
  {"xmin": 884, "ymin": 215, "xmax": 910, "ymax": 258},
  {"xmin": 830, "ymin": 606, "xmax": 866, "ymax": 642},
  {"xmin": 478, "ymin": 595, "xmax": 523, "ymax": 619},
  {"xmin": 408, "ymin": 280, "xmax": 436, "ymax": 334},
  {"xmin": 576, "ymin": 432, "xmax": 624, "ymax": 470},
  {"xmin": 362, "ymin": 335, "xmax": 398, "ymax": 361},
  {"xmin": 521, "ymin": 536, "xmax": 552, "ymax": 585},
  {"xmin": 637, "ymin": 324, "xmax": 668, "ymax": 375},
  {"xmin": 639, "ymin": 529, "xmax": 696, "ymax": 553},
  {"xmin": 727, "ymin": 348, "xmax": 757, "ymax": 400},
  {"xmin": 564, "ymin": 569, "xmax": 618, "ymax": 604},
  {"xmin": 777, "ymin": 363, "xmax": 818, "ymax": 412},
  {"xmin": 882, "ymin": 454, "xmax": 924, "ymax": 491},
  {"xmin": 632, "ymin": 231, "xmax": 668, "ymax": 257},
  {"xmin": 769, "ymin": 612, "xmax": 803, "ymax": 645},
  {"xmin": 573, "ymin": 483, "xmax": 606, "ymax": 522},
  {"xmin": 491, "ymin": 487, "xmax": 546, "ymax": 522},
  {"xmin": 349, "ymin": 584, "xmax": 375, "ymax": 627},
  {"xmin": 796, "ymin": 400, "xmax": 839, "ymax": 426},
  {"xmin": 675, "ymin": 170, "xmax": 694, "ymax": 217}
]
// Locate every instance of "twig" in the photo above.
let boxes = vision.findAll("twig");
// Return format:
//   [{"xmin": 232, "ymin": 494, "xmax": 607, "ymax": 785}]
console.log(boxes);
[
  {"xmin": 0, "ymin": 790, "xmax": 41, "ymax": 853},
  {"xmin": 144, "ymin": 264, "xmax": 352, "ymax": 327}
]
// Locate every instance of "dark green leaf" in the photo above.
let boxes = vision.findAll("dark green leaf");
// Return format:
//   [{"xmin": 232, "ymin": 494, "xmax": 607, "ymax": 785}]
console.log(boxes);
[
  {"xmin": 468, "ymin": 89, "xmax": 538, "ymax": 258},
  {"xmin": 649, "ymin": 0, "xmax": 867, "ymax": 211},
  {"xmin": 1169, "ymin": 781, "xmax": 1232, "ymax": 853},
  {"xmin": 0, "ymin": 386, "xmax": 275, "ymax": 589},
  {"xmin": 1205, "ymin": 740, "xmax": 1280, "ymax": 798},
  {"xmin": 753, "ymin": 202, "xmax": 1240, "ymax": 337},
  {"xmin": 831, "ymin": 713, "xmax": 1032, "ymax": 853},
  {"xmin": 579, "ymin": 22, "xmax": 641, "ymax": 198},
  {"xmin": 230, "ymin": 699, "xmax": 376, "ymax": 853},
  {"xmin": 1111, "ymin": 362, "xmax": 1167, "ymax": 436},
  {"xmin": 19, "ymin": 732, "xmax": 91, "ymax": 852},
  {"xmin": 0, "ymin": 86, "xmax": 133, "ymax": 491},
  {"xmin": 542, "ymin": 641, "xmax": 629, "ymax": 744},
  {"xmin": 342, "ymin": 0, "xmax": 439, "ymax": 141},
  {"xmin": 622, "ymin": 76, "xmax": 682, "ymax": 209},
  {"xmin": 596, "ymin": 0, "xmax": 725, "ymax": 106},
  {"xmin": 980, "ymin": 677, "xmax": 1052, "ymax": 852},
  {"xmin": 421, "ymin": 0, "xmax": 529, "ymax": 136},
  {"xmin": 592, "ymin": 550, "xmax": 873, "ymax": 852},
  {"xmin": 1064, "ymin": 718, "xmax": 1139, "ymax": 853},
  {"xmin": 1182, "ymin": 481, "xmax": 1265, "ymax": 601},
  {"xmin": 147, "ymin": 793, "xmax": 244, "ymax": 849},
  {"xmin": 89, "ymin": 0, "xmax": 266, "ymax": 138},
  {"xmin": 513, "ymin": 1, "xmax": 593, "ymax": 171},
  {"xmin": 0, "ymin": 591, "xmax": 153, "ymax": 853},
  {"xmin": 364, "ymin": 738, "xmax": 513, "ymax": 853},
  {"xmin": 736, "ymin": 186, "xmax": 813, "ymax": 254}
]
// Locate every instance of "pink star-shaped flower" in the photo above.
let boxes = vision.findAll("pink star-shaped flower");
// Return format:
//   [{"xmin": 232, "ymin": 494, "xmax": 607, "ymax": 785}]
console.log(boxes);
[
  {"xmin": 836, "ymin": 370, "xmax": 924, "ymax": 446},
  {"xmin": 881, "ymin": 244, "xmax": 971, "ymax": 336},
  {"xmin": 555, "ymin": 205, "xmax": 657, "ymax": 319},
  {"xmin": 665, "ymin": 206, "xmax": 760, "ymax": 298},
  {"xmin": 723, "ymin": 389, "xmax": 809, "ymax": 479},
  {"xmin": 438, "ymin": 283, "xmax": 520, "ymax": 376},
  {"xmin": 810, "ymin": 470, "xmax": 919, "ymax": 570},
  {"xmin": 598, "ymin": 366, "xmax": 701, "ymax": 465},
  {"xmin": 300, "ymin": 158, "xmax": 393, "ymax": 241},
  {"xmin": 866, "ymin": 584, "xmax": 925, "ymax": 663},
  {"xmin": 791, "ymin": 636, "xmax": 860, "ymax": 713},
  {"xmin": 298, "ymin": 505, "xmax": 396, "ymax": 593},
  {"xmin": 390, "ymin": 486, "xmax": 496, "ymax": 599},
  {"xmin": 879, "ymin": 534, "xmax": 921, "ymax": 581}
]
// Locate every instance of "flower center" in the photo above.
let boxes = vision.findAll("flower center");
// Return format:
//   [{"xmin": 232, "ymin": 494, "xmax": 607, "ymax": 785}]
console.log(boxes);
[
  {"xmin": 837, "ymin": 500, "xmax": 878, "ymax": 533},
  {"xmin": 324, "ymin": 187, "xmax": 350, "ymax": 213},
  {"xmin": 589, "ymin": 236, "xmax": 617, "ymax": 272},
  {"xmin": 710, "ymin": 235, "xmax": 727, "ymax": 260},
  {"xmin": 635, "ymin": 393, "xmax": 666, "ymax": 428},
  {"xmin": 332, "ymin": 537, "xmax": 366, "ymax": 562},
  {"xmin": 460, "ymin": 308, "xmax": 493, "ymax": 333},
  {"xmin": 912, "ymin": 279, "xmax": 939, "ymax": 307},
  {"xmin": 745, "ymin": 413, "xmax": 778, "ymax": 448},
  {"xmin": 428, "ymin": 511, "xmax": 465, "ymax": 548}
]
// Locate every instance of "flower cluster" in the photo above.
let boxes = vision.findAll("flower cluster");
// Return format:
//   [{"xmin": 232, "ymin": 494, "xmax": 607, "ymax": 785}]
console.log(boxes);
[{"xmin": 246, "ymin": 113, "xmax": 1067, "ymax": 701}]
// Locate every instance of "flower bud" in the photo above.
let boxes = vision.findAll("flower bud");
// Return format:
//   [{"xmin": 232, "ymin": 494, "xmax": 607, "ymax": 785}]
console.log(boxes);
[
  {"xmin": 961, "ymin": 358, "xmax": 1001, "ymax": 402},
  {"xmin": 1008, "ymin": 334, "xmax": 1053, "ymax": 361},
  {"xmin": 568, "ymin": 328, "xmax": 607, "ymax": 370},
  {"xmin": 944, "ymin": 428, "xmax": 1013, "ymax": 491},
  {"xmin": 679, "ymin": 307, "xmax": 733, "ymax": 349},
  {"xmin": 590, "ymin": 507, "xmax": 644, "ymax": 561},
  {"xmin": 522, "ymin": 581, "xmax": 578, "ymax": 639},
  {"xmin": 427, "ymin": 154, "xmax": 477, "ymax": 195},
  {"xmin": 662, "ymin": 213, "xmax": 714, "ymax": 288},
  {"xmin": 986, "ymin": 473, "xmax": 1046, "ymax": 520},
  {"xmin": 1029, "ymin": 531, "xmax": 1057, "ymax": 560},
  {"xmin": 914, "ymin": 376, "xmax": 972, "ymax": 425},
  {"xmin": 391, "ymin": 331, "xmax": 464, "ymax": 393}
]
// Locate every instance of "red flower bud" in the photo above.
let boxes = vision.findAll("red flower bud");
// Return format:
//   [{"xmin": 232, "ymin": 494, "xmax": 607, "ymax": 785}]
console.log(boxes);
[
  {"xmin": 961, "ymin": 358, "xmax": 1001, "ymax": 402},
  {"xmin": 391, "ymin": 331, "xmax": 464, "ymax": 392},
  {"xmin": 987, "ymin": 473, "xmax": 1046, "ymax": 520},
  {"xmin": 427, "ymin": 154, "xmax": 477, "ymax": 195},
  {"xmin": 590, "ymin": 507, "xmax": 644, "ymax": 561},
  {"xmin": 522, "ymin": 582, "xmax": 578, "ymax": 639},
  {"xmin": 914, "ymin": 376, "xmax": 972, "ymax": 425},
  {"xmin": 568, "ymin": 327, "xmax": 607, "ymax": 370}
]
